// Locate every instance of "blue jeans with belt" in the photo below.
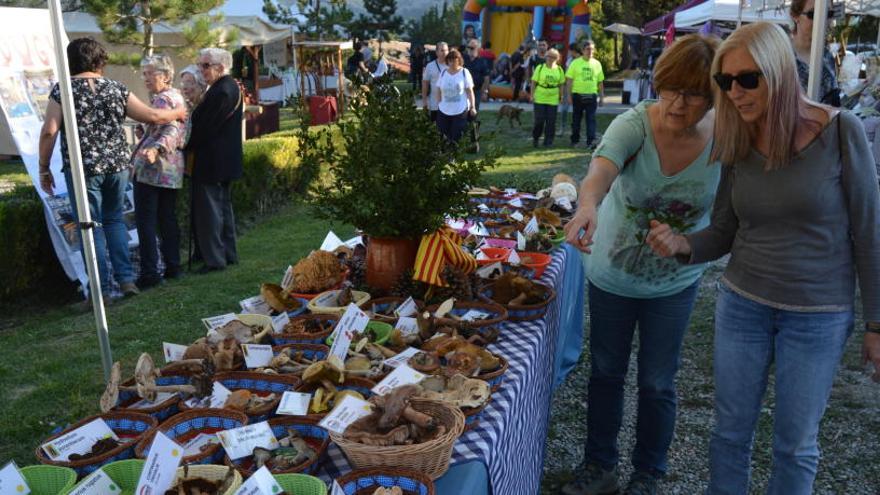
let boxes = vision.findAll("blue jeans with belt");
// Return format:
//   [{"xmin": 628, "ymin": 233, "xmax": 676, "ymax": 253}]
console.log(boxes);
[
  {"xmin": 64, "ymin": 169, "xmax": 134, "ymax": 293},
  {"xmin": 708, "ymin": 283, "xmax": 852, "ymax": 495},
  {"xmin": 585, "ymin": 279, "xmax": 700, "ymax": 476}
]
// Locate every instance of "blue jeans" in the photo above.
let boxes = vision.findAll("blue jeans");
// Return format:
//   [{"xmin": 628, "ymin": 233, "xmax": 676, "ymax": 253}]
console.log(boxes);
[
  {"xmin": 585, "ymin": 279, "xmax": 700, "ymax": 475},
  {"xmin": 64, "ymin": 169, "xmax": 134, "ymax": 293},
  {"xmin": 708, "ymin": 284, "xmax": 852, "ymax": 495}
]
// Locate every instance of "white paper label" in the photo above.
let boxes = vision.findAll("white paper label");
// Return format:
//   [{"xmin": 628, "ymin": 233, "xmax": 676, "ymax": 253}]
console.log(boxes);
[
  {"xmin": 508, "ymin": 250, "xmax": 522, "ymax": 266},
  {"xmin": 344, "ymin": 235, "xmax": 364, "ymax": 248},
  {"xmin": 181, "ymin": 433, "xmax": 219, "ymax": 458},
  {"xmin": 331, "ymin": 481, "xmax": 345, "ymax": 495},
  {"xmin": 477, "ymin": 203, "xmax": 491, "ymax": 212},
  {"xmin": 202, "ymin": 313, "xmax": 238, "ymax": 331},
  {"xmin": 519, "ymin": 192, "xmax": 538, "ymax": 200},
  {"xmin": 476, "ymin": 262, "xmax": 503, "ymax": 279},
  {"xmin": 394, "ymin": 317, "xmax": 419, "ymax": 337},
  {"xmin": 524, "ymin": 216, "xmax": 540, "ymax": 235},
  {"xmin": 461, "ymin": 309, "xmax": 491, "ymax": 322},
  {"xmin": 217, "ymin": 421, "xmax": 278, "ymax": 461},
  {"xmin": 555, "ymin": 196, "xmax": 573, "ymax": 211},
  {"xmin": 468, "ymin": 222, "xmax": 489, "ymax": 237},
  {"xmin": 508, "ymin": 197, "xmax": 523, "ymax": 208},
  {"xmin": 394, "ymin": 297, "xmax": 418, "ymax": 317},
  {"xmin": 128, "ymin": 392, "xmax": 178, "ymax": 410},
  {"xmin": 271, "ymin": 312, "xmax": 290, "ymax": 334},
  {"xmin": 382, "ymin": 347, "xmax": 422, "ymax": 369},
  {"xmin": 210, "ymin": 382, "xmax": 233, "ymax": 408},
  {"xmin": 163, "ymin": 342, "xmax": 188, "ymax": 363},
  {"xmin": 318, "ymin": 395, "xmax": 374, "ymax": 435},
  {"xmin": 329, "ymin": 304, "xmax": 369, "ymax": 362},
  {"xmin": 446, "ymin": 219, "xmax": 466, "ymax": 230},
  {"xmin": 276, "ymin": 391, "xmax": 312, "ymax": 416},
  {"xmin": 281, "ymin": 265, "xmax": 294, "ymax": 291},
  {"xmin": 371, "ymin": 364, "xmax": 426, "ymax": 395},
  {"xmin": 510, "ymin": 211, "xmax": 524, "ymax": 222},
  {"xmin": 504, "ymin": 188, "xmax": 518, "ymax": 196},
  {"xmin": 233, "ymin": 466, "xmax": 282, "ymax": 495},
  {"xmin": 240, "ymin": 295, "xmax": 272, "ymax": 316},
  {"xmin": 134, "ymin": 431, "xmax": 182, "ymax": 495},
  {"xmin": 0, "ymin": 462, "xmax": 29, "ymax": 495},
  {"xmin": 68, "ymin": 469, "xmax": 120, "ymax": 495},
  {"xmin": 312, "ymin": 290, "xmax": 339, "ymax": 308},
  {"xmin": 320, "ymin": 231, "xmax": 345, "ymax": 252},
  {"xmin": 516, "ymin": 231, "xmax": 526, "ymax": 251},
  {"xmin": 41, "ymin": 418, "xmax": 119, "ymax": 461},
  {"xmin": 242, "ymin": 344, "xmax": 275, "ymax": 368}
]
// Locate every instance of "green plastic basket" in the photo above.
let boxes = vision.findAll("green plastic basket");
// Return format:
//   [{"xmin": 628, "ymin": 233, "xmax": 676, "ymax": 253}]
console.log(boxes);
[
  {"xmin": 325, "ymin": 320, "xmax": 392, "ymax": 347},
  {"xmin": 19, "ymin": 465, "xmax": 77, "ymax": 495},
  {"xmin": 67, "ymin": 459, "xmax": 145, "ymax": 495},
  {"xmin": 274, "ymin": 473, "xmax": 328, "ymax": 495}
]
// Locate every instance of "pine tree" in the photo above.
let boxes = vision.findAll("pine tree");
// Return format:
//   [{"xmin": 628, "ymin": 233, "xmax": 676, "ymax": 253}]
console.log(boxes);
[{"xmin": 263, "ymin": 0, "xmax": 354, "ymax": 39}]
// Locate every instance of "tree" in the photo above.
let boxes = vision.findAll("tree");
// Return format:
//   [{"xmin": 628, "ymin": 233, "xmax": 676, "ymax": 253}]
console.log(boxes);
[
  {"xmin": 263, "ymin": 0, "xmax": 355, "ymax": 39},
  {"xmin": 405, "ymin": 0, "xmax": 461, "ymax": 45},
  {"xmin": 350, "ymin": 0, "xmax": 404, "ymax": 41},
  {"xmin": 82, "ymin": 0, "xmax": 228, "ymax": 57},
  {"xmin": 0, "ymin": 0, "xmax": 82, "ymax": 8}
]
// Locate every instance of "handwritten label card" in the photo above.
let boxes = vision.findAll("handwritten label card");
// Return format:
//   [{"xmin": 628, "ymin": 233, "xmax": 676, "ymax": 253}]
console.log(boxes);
[
  {"xmin": 318, "ymin": 395, "xmax": 373, "ymax": 435},
  {"xmin": 477, "ymin": 203, "xmax": 491, "ymax": 212},
  {"xmin": 504, "ymin": 188, "xmax": 518, "ymax": 196},
  {"xmin": 510, "ymin": 211, "xmax": 524, "ymax": 222},
  {"xmin": 331, "ymin": 481, "xmax": 345, "ymax": 495},
  {"xmin": 382, "ymin": 347, "xmax": 421, "ymax": 369},
  {"xmin": 555, "ymin": 196, "xmax": 573, "ymax": 211},
  {"xmin": 394, "ymin": 297, "xmax": 418, "ymax": 317},
  {"xmin": 41, "ymin": 418, "xmax": 118, "ymax": 461},
  {"xmin": 242, "ymin": 344, "xmax": 274, "ymax": 368},
  {"xmin": 68, "ymin": 469, "xmax": 120, "ymax": 495},
  {"xmin": 134, "ymin": 431, "xmax": 182, "ymax": 495},
  {"xmin": 371, "ymin": 364, "xmax": 426, "ymax": 395},
  {"xmin": 329, "ymin": 304, "xmax": 369, "ymax": 362},
  {"xmin": 517, "ymin": 231, "xmax": 526, "ymax": 251},
  {"xmin": 281, "ymin": 265, "xmax": 294, "ymax": 290},
  {"xmin": 240, "ymin": 295, "xmax": 272, "ymax": 316},
  {"xmin": 524, "ymin": 216, "xmax": 540, "ymax": 236},
  {"xmin": 202, "ymin": 313, "xmax": 237, "ymax": 331},
  {"xmin": 276, "ymin": 391, "xmax": 312, "ymax": 416},
  {"xmin": 181, "ymin": 433, "xmax": 219, "ymax": 458},
  {"xmin": 469, "ymin": 222, "xmax": 489, "ymax": 237},
  {"xmin": 476, "ymin": 262, "xmax": 503, "ymax": 279},
  {"xmin": 394, "ymin": 317, "xmax": 419, "ymax": 337},
  {"xmin": 320, "ymin": 231, "xmax": 345, "ymax": 252},
  {"xmin": 233, "ymin": 465, "xmax": 283, "ymax": 495},
  {"xmin": 461, "ymin": 309, "xmax": 491, "ymax": 322},
  {"xmin": 508, "ymin": 250, "xmax": 521, "ymax": 266},
  {"xmin": 508, "ymin": 197, "xmax": 523, "ymax": 208},
  {"xmin": 271, "ymin": 312, "xmax": 290, "ymax": 334},
  {"xmin": 217, "ymin": 421, "xmax": 278, "ymax": 461},
  {"xmin": 209, "ymin": 382, "xmax": 233, "ymax": 408},
  {"xmin": 163, "ymin": 342, "xmax": 188, "ymax": 363},
  {"xmin": 344, "ymin": 236, "xmax": 364, "ymax": 249},
  {"xmin": 0, "ymin": 461, "xmax": 29, "ymax": 495}
]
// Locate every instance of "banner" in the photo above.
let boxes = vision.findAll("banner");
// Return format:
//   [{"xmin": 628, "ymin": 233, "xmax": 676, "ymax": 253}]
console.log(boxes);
[{"xmin": 0, "ymin": 7, "xmax": 139, "ymax": 295}]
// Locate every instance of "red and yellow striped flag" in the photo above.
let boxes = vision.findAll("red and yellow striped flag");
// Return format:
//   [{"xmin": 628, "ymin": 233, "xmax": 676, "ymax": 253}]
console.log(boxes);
[{"xmin": 413, "ymin": 227, "xmax": 477, "ymax": 286}]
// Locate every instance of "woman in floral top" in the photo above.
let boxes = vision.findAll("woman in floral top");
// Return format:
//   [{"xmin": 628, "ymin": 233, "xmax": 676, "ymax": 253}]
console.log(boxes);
[
  {"xmin": 132, "ymin": 54, "xmax": 187, "ymax": 288},
  {"xmin": 37, "ymin": 38, "xmax": 184, "ymax": 302}
]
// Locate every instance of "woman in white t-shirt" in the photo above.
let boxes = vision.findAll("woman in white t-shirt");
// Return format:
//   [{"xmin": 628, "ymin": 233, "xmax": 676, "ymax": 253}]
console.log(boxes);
[{"xmin": 435, "ymin": 49, "xmax": 476, "ymax": 143}]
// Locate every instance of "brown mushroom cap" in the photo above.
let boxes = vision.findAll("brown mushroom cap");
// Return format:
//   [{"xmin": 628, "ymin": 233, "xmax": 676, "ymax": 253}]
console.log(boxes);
[
  {"xmin": 133, "ymin": 353, "xmax": 159, "ymax": 402},
  {"xmin": 99, "ymin": 362, "xmax": 122, "ymax": 413}
]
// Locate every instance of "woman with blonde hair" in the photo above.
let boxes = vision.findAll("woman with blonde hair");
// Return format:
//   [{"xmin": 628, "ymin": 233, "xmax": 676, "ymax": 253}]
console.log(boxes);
[
  {"xmin": 646, "ymin": 22, "xmax": 880, "ymax": 494},
  {"xmin": 562, "ymin": 34, "xmax": 720, "ymax": 495}
]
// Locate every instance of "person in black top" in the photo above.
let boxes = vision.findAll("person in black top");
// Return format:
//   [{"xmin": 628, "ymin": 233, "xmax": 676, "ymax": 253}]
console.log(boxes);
[
  {"xmin": 410, "ymin": 44, "xmax": 426, "ymax": 92},
  {"xmin": 527, "ymin": 38, "xmax": 549, "ymax": 82},
  {"xmin": 510, "ymin": 45, "xmax": 526, "ymax": 102},
  {"xmin": 346, "ymin": 41, "xmax": 369, "ymax": 81},
  {"xmin": 185, "ymin": 48, "xmax": 243, "ymax": 273},
  {"xmin": 464, "ymin": 39, "xmax": 491, "ymax": 111}
]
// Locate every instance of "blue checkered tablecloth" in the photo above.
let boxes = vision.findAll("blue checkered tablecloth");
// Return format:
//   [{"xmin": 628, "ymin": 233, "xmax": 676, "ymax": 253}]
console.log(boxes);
[{"xmin": 317, "ymin": 245, "xmax": 584, "ymax": 495}]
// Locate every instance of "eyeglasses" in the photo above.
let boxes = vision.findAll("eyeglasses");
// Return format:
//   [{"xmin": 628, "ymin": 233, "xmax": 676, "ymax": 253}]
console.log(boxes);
[
  {"xmin": 658, "ymin": 89, "xmax": 709, "ymax": 106},
  {"xmin": 713, "ymin": 71, "xmax": 763, "ymax": 91},
  {"xmin": 198, "ymin": 62, "xmax": 217, "ymax": 70},
  {"xmin": 802, "ymin": 8, "xmax": 833, "ymax": 20}
]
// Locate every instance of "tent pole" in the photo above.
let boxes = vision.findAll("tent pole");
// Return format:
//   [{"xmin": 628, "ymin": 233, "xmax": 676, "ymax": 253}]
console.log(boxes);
[
  {"xmin": 738, "ymin": 0, "xmax": 744, "ymax": 28},
  {"xmin": 807, "ymin": 0, "xmax": 828, "ymax": 101},
  {"xmin": 46, "ymin": 0, "xmax": 114, "ymax": 382}
]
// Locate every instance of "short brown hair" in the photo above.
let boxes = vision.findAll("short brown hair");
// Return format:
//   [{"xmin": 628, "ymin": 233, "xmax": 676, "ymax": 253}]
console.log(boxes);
[
  {"xmin": 652, "ymin": 34, "xmax": 720, "ymax": 97},
  {"xmin": 445, "ymin": 49, "xmax": 464, "ymax": 65}
]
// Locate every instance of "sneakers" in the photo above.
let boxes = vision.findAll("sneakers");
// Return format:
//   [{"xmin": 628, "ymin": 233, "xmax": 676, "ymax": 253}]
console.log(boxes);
[
  {"xmin": 119, "ymin": 282, "xmax": 140, "ymax": 297},
  {"xmin": 624, "ymin": 471, "xmax": 658, "ymax": 495},
  {"xmin": 561, "ymin": 464, "xmax": 620, "ymax": 495}
]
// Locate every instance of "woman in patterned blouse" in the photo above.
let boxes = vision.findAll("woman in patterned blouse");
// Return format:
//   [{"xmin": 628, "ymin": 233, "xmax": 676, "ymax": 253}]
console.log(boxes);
[
  {"xmin": 132, "ymin": 54, "xmax": 187, "ymax": 288},
  {"xmin": 37, "ymin": 38, "xmax": 185, "ymax": 303}
]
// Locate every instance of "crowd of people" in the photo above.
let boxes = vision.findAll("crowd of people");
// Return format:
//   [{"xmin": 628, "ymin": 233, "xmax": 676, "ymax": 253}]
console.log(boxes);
[{"xmin": 38, "ymin": 38, "xmax": 244, "ymax": 304}]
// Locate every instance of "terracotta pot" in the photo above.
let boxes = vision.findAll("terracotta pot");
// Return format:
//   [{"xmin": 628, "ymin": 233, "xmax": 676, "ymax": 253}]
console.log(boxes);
[{"xmin": 365, "ymin": 236, "xmax": 420, "ymax": 292}]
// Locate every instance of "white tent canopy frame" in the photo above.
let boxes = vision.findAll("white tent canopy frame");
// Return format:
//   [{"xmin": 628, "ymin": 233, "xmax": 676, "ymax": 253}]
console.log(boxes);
[{"xmin": 674, "ymin": 0, "xmax": 791, "ymax": 28}]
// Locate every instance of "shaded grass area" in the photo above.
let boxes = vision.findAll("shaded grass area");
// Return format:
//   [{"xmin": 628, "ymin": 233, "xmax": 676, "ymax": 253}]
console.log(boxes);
[{"xmin": 0, "ymin": 159, "xmax": 31, "ymax": 193}]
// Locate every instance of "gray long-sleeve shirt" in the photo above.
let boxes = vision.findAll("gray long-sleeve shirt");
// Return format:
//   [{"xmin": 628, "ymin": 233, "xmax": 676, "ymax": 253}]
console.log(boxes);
[{"xmin": 686, "ymin": 111, "xmax": 880, "ymax": 321}]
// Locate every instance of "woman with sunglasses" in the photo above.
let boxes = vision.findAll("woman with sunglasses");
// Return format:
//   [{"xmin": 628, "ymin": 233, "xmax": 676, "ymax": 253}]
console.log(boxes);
[
  {"xmin": 790, "ymin": 0, "xmax": 840, "ymax": 106},
  {"xmin": 561, "ymin": 34, "xmax": 720, "ymax": 495},
  {"xmin": 646, "ymin": 22, "xmax": 880, "ymax": 494}
]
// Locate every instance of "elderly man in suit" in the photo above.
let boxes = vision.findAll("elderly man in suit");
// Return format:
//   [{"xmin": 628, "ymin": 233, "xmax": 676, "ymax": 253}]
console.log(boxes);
[{"xmin": 185, "ymin": 48, "xmax": 243, "ymax": 273}]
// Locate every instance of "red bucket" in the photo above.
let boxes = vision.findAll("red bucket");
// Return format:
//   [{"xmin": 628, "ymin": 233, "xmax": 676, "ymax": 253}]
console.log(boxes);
[{"xmin": 308, "ymin": 95, "xmax": 337, "ymax": 125}]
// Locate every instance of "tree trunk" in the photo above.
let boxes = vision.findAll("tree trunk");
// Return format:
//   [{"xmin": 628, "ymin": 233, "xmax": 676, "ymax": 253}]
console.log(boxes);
[{"xmin": 142, "ymin": 1, "xmax": 154, "ymax": 57}]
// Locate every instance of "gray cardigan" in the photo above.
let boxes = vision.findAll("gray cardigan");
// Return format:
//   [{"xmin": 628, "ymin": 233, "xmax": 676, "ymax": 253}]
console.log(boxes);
[{"xmin": 686, "ymin": 111, "xmax": 880, "ymax": 321}]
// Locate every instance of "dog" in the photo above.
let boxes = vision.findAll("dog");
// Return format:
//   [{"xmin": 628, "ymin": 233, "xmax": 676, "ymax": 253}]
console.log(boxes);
[{"xmin": 496, "ymin": 104, "xmax": 523, "ymax": 128}]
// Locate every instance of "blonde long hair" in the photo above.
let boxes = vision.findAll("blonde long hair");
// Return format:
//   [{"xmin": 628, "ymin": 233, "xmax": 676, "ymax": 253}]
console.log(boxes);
[{"xmin": 711, "ymin": 22, "xmax": 816, "ymax": 169}]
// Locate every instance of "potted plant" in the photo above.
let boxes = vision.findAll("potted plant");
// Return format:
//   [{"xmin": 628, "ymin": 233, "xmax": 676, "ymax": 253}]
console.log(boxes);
[{"xmin": 307, "ymin": 81, "xmax": 498, "ymax": 290}]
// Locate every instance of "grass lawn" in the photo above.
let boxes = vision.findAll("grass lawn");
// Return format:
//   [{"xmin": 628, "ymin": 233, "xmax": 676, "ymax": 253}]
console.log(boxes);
[
  {"xmin": 0, "ymin": 158, "xmax": 31, "ymax": 193},
  {"xmin": 0, "ymin": 109, "xmax": 609, "ymax": 462}
]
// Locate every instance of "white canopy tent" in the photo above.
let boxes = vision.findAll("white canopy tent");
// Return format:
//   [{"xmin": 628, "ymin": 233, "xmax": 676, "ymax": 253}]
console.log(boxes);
[{"xmin": 674, "ymin": 0, "xmax": 791, "ymax": 28}]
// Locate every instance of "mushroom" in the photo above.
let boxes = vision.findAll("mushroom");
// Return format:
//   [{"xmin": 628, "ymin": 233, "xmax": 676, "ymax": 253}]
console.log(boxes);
[
  {"xmin": 100, "ymin": 354, "xmax": 199, "ymax": 411},
  {"xmin": 370, "ymin": 384, "xmax": 435, "ymax": 430},
  {"xmin": 408, "ymin": 352, "xmax": 440, "ymax": 374},
  {"xmin": 302, "ymin": 358, "xmax": 345, "ymax": 390},
  {"xmin": 99, "ymin": 362, "xmax": 122, "ymax": 413},
  {"xmin": 252, "ymin": 447, "xmax": 273, "ymax": 469}
]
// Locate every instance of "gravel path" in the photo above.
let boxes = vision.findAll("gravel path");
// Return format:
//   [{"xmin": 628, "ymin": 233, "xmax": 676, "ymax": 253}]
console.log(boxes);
[{"xmin": 541, "ymin": 261, "xmax": 880, "ymax": 494}]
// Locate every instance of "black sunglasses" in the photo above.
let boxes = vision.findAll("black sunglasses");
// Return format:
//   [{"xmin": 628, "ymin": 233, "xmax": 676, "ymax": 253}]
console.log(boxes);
[
  {"xmin": 802, "ymin": 9, "xmax": 833, "ymax": 20},
  {"xmin": 713, "ymin": 71, "xmax": 763, "ymax": 91}
]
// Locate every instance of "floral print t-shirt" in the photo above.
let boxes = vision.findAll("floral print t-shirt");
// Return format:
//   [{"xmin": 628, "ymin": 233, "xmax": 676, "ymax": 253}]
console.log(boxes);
[
  {"xmin": 132, "ymin": 88, "xmax": 185, "ymax": 189},
  {"xmin": 587, "ymin": 100, "xmax": 721, "ymax": 298},
  {"xmin": 49, "ymin": 78, "xmax": 130, "ymax": 176}
]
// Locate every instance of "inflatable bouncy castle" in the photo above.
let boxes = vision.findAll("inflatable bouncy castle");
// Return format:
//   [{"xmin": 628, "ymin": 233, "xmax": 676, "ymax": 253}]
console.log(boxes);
[{"xmin": 462, "ymin": 0, "xmax": 591, "ymax": 100}]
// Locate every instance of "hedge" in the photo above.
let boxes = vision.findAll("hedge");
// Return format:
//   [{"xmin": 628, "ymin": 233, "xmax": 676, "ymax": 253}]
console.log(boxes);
[{"xmin": 0, "ymin": 135, "xmax": 315, "ymax": 303}]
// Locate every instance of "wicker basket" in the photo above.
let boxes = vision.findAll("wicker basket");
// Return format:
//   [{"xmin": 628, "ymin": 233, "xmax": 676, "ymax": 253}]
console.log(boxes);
[
  {"xmin": 274, "ymin": 473, "xmax": 328, "ymax": 495},
  {"xmin": 206, "ymin": 372, "xmax": 302, "ymax": 422},
  {"xmin": 226, "ymin": 416, "xmax": 329, "ymax": 476},
  {"xmin": 274, "ymin": 315, "xmax": 338, "ymax": 346},
  {"xmin": 115, "ymin": 367, "xmax": 197, "ymax": 421},
  {"xmin": 330, "ymin": 398, "xmax": 465, "ymax": 480},
  {"xmin": 18, "ymin": 465, "xmax": 76, "ymax": 495},
  {"xmin": 475, "ymin": 354, "xmax": 508, "ymax": 393},
  {"xmin": 307, "ymin": 289, "xmax": 371, "ymax": 315},
  {"xmin": 134, "ymin": 409, "xmax": 248, "ymax": 465},
  {"xmin": 462, "ymin": 394, "xmax": 492, "ymax": 432},
  {"xmin": 295, "ymin": 377, "xmax": 376, "ymax": 420},
  {"xmin": 235, "ymin": 314, "xmax": 274, "ymax": 339},
  {"xmin": 424, "ymin": 300, "xmax": 508, "ymax": 344},
  {"xmin": 68, "ymin": 459, "xmax": 143, "ymax": 494},
  {"xmin": 35, "ymin": 411, "xmax": 157, "ymax": 477},
  {"xmin": 334, "ymin": 468, "xmax": 435, "ymax": 495},
  {"xmin": 363, "ymin": 297, "xmax": 424, "ymax": 324},
  {"xmin": 480, "ymin": 281, "xmax": 557, "ymax": 322},
  {"xmin": 169, "ymin": 464, "xmax": 242, "ymax": 495}
]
